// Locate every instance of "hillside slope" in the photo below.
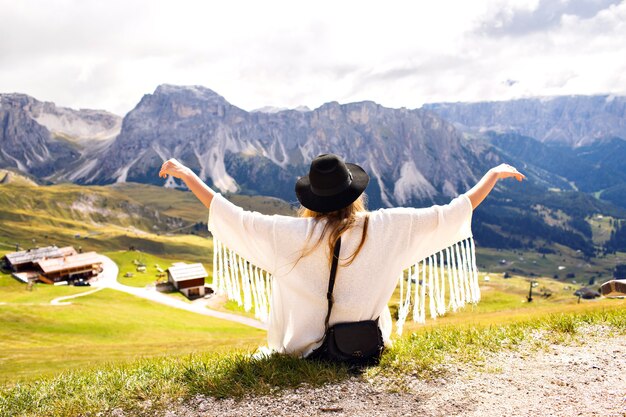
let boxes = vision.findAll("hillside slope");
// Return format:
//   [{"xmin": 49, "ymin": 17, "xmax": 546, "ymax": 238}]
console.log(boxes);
[{"xmin": 0, "ymin": 181, "xmax": 294, "ymax": 258}]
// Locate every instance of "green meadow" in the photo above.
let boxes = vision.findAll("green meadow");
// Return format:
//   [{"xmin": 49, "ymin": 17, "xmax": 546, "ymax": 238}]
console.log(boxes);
[
  {"xmin": 105, "ymin": 250, "xmax": 212, "ymax": 289},
  {"xmin": 0, "ymin": 279, "xmax": 265, "ymax": 383},
  {"xmin": 3, "ymin": 252, "xmax": 624, "ymax": 385},
  {"xmin": 397, "ymin": 272, "xmax": 626, "ymax": 334}
]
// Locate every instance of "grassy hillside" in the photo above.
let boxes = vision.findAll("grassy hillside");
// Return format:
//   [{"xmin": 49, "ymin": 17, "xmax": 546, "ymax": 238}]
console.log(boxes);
[
  {"xmin": 0, "ymin": 169, "xmax": 39, "ymax": 186},
  {"xmin": 1, "ymin": 304, "xmax": 624, "ymax": 417},
  {"xmin": 476, "ymin": 245, "xmax": 626, "ymax": 285},
  {"xmin": 0, "ymin": 181, "xmax": 294, "ymax": 261},
  {"xmin": 3, "ymin": 255, "xmax": 624, "ymax": 386},
  {"xmin": 110, "ymin": 182, "xmax": 296, "ymax": 226},
  {"xmin": 0, "ymin": 182, "xmax": 204, "ymax": 258},
  {"xmin": 392, "ymin": 270, "xmax": 626, "ymax": 334},
  {"xmin": 0, "ymin": 272, "xmax": 265, "ymax": 383}
]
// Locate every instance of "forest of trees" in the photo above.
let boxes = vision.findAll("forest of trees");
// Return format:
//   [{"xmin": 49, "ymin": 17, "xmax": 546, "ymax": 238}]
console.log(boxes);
[{"xmin": 606, "ymin": 220, "xmax": 626, "ymax": 253}]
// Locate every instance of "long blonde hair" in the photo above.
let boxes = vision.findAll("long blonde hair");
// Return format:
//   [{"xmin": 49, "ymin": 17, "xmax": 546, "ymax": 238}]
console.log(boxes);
[{"xmin": 298, "ymin": 194, "xmax": 369, "ymax": 267}]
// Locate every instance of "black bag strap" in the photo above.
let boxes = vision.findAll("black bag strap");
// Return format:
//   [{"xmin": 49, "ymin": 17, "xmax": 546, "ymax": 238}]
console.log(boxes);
[{"xmin": 322, "ymin": 237, "xmax": 342, "ymax": 334}]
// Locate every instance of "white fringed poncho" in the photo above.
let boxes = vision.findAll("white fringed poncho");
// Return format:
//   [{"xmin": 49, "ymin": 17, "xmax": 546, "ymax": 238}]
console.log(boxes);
[{"xmin": 208, "ymin": 193, "xmax": 478, "ymax": 357}]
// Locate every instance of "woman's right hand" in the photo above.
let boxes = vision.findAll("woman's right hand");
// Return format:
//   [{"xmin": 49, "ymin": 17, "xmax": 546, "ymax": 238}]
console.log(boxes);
[{"xmin": 159, "ymin": 158, "xmax": 191, "ymax": 180}]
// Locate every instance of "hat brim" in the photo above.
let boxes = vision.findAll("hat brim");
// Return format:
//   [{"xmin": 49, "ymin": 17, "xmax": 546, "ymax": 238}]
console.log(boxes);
[{"xmin": 295, "ymin": 163, "xmax": 370, "ymax": 213}]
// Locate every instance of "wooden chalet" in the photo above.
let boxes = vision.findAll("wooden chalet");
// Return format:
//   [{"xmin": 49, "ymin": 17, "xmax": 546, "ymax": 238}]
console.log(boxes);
[
  {"xmin": 35, "ymin": 252, "xmax": 103, "ymax": 284},
  {"xmin": 167, "ymin": 262, "xmax": 208, "ymax": 299},
  {"xmin": 601, "ymin": 279, "xmax": 626, "ymax": 298},
  {"xmin": 3, "ymin": 245, "xmax": 103, "ymax": 284},
  {"xmin": 3, "ymin": 246, "xmax": 77, "ymax": 272}
]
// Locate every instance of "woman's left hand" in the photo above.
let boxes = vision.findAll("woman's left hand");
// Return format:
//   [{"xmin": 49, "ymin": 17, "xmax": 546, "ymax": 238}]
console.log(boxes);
[
  {"xmin": 158, "ymin": 158, "xmax": 215, "ymax": 208},
  {"xmin": 490, "ymin": 163, "xmax": 526, "ymax": 182},
  {"xmin": 466, "ymin": 163, "xmax": 525, "ymax": 209},
  {"xmin": 159, "ymin": 158, "xmax": 191, "ymax": 180}
]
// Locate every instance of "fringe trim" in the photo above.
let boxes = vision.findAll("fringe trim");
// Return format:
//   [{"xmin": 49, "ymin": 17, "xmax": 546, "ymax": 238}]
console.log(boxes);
[
  {"xmin": 212, "ymin": 236, "xmax": 480, "ymax": 332},
  {"xmin": 212, "ymin": 239, "xmax": 272, "ymax": 322},
  {"xmin": 396, "ymin": 237, "xmax": 480, "ymax": 335}
]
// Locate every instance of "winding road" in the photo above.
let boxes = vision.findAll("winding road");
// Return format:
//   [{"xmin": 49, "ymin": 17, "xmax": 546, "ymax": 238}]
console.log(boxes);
[{"xmin": 56, "ymin": 255, "xmax": 267, "ymax": 330}]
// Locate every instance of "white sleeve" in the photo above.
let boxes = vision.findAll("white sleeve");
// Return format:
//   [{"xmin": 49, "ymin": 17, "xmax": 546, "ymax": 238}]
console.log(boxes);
[
  {"xmin": 207, "ymin": 194, "xmax": 278, "ymax": 273},
  {"xmin": 374, "ymin": 194, "xmax": 473, "ymax": 270}
]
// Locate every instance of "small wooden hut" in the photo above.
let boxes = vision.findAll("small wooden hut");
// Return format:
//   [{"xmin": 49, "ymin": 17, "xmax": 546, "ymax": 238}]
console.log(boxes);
[{"xmin": 167, "ymin": 262, "xmax": 208, "ymax": 299}]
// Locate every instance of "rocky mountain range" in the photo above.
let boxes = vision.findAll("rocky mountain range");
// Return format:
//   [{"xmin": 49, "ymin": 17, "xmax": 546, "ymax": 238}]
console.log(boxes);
[
  {"xmin": 2, "ymin": 85, "xmax": 626, "ymax": 255},
  {"xmin": 425, "ymin": 95, "xmax": 626, "ymax": 147},
  {"xmin": 62, "ymin": 84, "xmax": 483, "ymax": 208},
  {"xmin": 4, "ymin": 86, "xmax": 626, "ymax": 206}
]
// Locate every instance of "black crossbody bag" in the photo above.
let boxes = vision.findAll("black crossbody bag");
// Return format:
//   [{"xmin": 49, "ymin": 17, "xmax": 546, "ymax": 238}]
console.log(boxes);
[{"xmin": 308, "ymin": 237, "xmax": 384, "ymax": 366}]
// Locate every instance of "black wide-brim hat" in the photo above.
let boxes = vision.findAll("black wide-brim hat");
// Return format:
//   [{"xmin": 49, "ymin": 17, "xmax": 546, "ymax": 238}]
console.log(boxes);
[{"xmin": 295, "ymin": 153, "xmax": 369, "ymax": 213}]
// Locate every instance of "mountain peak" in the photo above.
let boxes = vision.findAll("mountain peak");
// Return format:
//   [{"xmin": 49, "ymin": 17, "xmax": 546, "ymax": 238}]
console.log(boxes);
[
  {"xmin": 0, "ymin": 93, "xmax": 37, "ymax": 107},
  {"xmin": 153, "ymin": 84, "xmax": 226, "ymax": 102}
]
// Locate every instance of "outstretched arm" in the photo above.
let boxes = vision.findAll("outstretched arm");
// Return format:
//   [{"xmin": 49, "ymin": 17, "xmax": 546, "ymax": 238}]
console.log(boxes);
[
  {"xmin": 465, "ymin": 164, "xmax": 525, "ymax": 210},
  {"xmin": 160, "ymin": 158, "xmax": 279, "ymax": 273},
  {"xmin": 158, "ymin": 158, "xmax": 215, "ymax": 209}
]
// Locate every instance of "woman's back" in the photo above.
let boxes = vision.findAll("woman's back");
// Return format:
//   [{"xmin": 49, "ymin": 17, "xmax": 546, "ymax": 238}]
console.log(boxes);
[{"xmin": 209, "ymin": 192, "xmax": 473, "ymax": 356}]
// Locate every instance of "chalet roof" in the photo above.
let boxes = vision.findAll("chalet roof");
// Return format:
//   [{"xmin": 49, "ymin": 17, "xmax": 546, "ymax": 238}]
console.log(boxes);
[
  {"xmin": 59, "ymin": 247, "xmax": 78, "ymax": 256},
  {"xmin": 37, "ymin": 252, "xmax": 102, "ymax": 274},
  {"xmin": 168, "ymin": 262, "xmax": 208, "ymax": 282},
  {"xmin": 4, "ymin": 246, "xmax": 77, "ymax": 266}
]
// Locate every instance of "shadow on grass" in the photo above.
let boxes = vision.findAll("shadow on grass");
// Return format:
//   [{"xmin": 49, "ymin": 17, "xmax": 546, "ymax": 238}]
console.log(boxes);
[{"xmin": 180, "ymin": 351, "xmax": 351, "ymax": 399}]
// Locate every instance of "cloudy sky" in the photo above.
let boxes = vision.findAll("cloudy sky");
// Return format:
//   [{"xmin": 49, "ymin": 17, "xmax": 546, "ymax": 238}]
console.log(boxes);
[{"xmin": 1, "ymin": 0, "xmax": 625, "ymax": 115}]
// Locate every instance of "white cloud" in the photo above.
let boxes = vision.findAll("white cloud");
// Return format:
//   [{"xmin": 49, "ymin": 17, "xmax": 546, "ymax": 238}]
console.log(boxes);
[{"xmin": 0, "ymin": 0, "xmax": 624, "ymax": 115}]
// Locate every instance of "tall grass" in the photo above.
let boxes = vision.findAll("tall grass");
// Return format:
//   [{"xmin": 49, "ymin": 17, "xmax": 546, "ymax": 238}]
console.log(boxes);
[{"xmin": 2, "ymin": 307, "xmax": 624, "ymax": 417}]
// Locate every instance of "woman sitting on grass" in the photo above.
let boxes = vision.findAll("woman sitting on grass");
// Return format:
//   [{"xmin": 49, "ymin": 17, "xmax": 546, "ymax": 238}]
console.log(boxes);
[{"xmin": 159, "ymin": 154, "xmax": 524, "ymax": 364}]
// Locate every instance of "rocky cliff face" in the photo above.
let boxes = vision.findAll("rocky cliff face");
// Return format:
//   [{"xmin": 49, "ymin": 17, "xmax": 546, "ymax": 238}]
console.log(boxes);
[
  {"xmin": 0, "ymin": 94, "xmax": 122, "ymax": 179},
  {"xmin": 0, "ymin": 94, "xmax": 122, "ymax": 142},
  {"xmin": 1, "ymin": 96, "xmax": 76, "ymax": 178},
  {"xmin": 425, "ymin": 95, "xmax": 626, "ymax": 147},
  {"xmin": 77, "ymin": 84, "xmax": 480, "ymax": 207}
]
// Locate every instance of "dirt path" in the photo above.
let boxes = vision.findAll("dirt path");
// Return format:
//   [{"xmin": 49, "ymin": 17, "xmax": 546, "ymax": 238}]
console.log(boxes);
[
  {"xmin": 168, "ymin": 328, "xmax": 626, "ymax": 417},
  {"xmin": 92, "ymin": 255, "xmax": 267, "ymax": 330},
  {"xmin": 50, "ymin": 287, "xmax": 104, "ymax": 305}
]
